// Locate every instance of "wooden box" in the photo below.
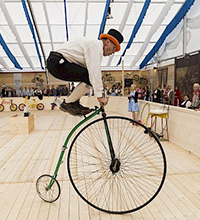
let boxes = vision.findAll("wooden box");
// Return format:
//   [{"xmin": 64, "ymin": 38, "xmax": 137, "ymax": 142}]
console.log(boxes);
[{"xmin": 9, "ymin": 114, "xmax": 34, "ymax": 135}]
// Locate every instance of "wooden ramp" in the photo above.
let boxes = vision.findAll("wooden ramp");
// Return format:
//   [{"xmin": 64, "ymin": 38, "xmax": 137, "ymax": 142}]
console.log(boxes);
[{"xmin": 0, "ymin": 110, "xmax": 200, "ymax": 220}]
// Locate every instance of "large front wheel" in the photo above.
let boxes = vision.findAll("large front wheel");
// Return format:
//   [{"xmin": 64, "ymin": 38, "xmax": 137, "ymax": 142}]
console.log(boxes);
[{"xmin": 67, "ymin": 117, "xmax": 167, "ymax": 214}]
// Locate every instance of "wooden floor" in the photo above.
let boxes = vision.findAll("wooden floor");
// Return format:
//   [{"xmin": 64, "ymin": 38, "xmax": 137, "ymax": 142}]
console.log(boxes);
[{"xmin": 0, "ymin": 109, "xmax": 200, "ymax": 220}]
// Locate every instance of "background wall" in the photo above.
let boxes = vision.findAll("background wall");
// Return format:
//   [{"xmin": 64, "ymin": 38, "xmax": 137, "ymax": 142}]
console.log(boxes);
[
  {"xmin": 1, "ymin": 96, "xmax": 199, "ymax": 159},
  {"xmin": 0, "ymin": 64, "xmax": 175, "ymax": 93}
]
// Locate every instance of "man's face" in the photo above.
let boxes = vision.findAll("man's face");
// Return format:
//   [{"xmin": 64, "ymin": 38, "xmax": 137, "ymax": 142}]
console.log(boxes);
[
  {"xmin": 193, "ymin": 84, "xmax": 199, "ymax": 92},
  {"xmin": 103, "ymin": 39, "xmax": 117, "ymax": 56}
]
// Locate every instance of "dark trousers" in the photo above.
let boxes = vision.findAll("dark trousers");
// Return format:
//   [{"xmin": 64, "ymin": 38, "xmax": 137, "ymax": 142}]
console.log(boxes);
[{"xmin": 46, "ymin": 51, "xmax": 91, "ymax": 86}]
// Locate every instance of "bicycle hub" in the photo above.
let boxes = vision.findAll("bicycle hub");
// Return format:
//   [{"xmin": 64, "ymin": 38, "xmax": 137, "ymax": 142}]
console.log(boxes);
[{"xmin": 110, "ymin": 158, "xmax": 121, "ymax": 174}]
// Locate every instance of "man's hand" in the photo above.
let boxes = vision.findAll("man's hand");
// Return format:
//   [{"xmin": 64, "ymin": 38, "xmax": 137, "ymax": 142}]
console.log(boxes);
[{"xmin": 97, "ymin": 97, "xmax": 108, "ymax": 106}]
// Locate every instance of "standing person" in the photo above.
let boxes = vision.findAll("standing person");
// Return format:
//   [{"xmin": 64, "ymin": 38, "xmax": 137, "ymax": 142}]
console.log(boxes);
[
  {"xmin": 143, "ymin": 86, "xmax": 150, "ymax": 101},
  {"xmin": 1, "ymin": 85, "xmax": 6, "ymax": 97},
  {"xmin": 61, "ymin": 85, "xmax": 69, "ymax": 96},
  {"xmin": 163, "ymin": 85, "xmax": 170, "ymax": 104},
  {"xmin": 50, "ymin": 85, "xmax": 56, "ymax": 96},
  {"xmin": 128, "ymin": 84, "xmax": 139, "ymax": 124},
  {"xmin": 191, "ymin": 83, "xmax": 200, "ymax": 109},
  {"xmin": 46, "ymin": 29, "xmax": 123, "ymax": 116},
  {"xmin": 174, "ymin": 86, "xmax": 181, "ymax": 106},
  {"xmin": 136, "ymin": 85, "xmax": 143, "ymax": 100},
  {"xmin": 116, "ymin": 85, "xmax": 123, "ymax": 96},
  {"xmin": 17, "ymin": 86, "xmax": 25, "ymax": 97},
  {"xmin": 153, "ymin": 85, "xmax": 161, "ymax": 103},
  {"xmin": 110, "ymin": 85, "xmax": 117, "ymax": 96},
  {"xmin": 167, "ymin": 85, "xmax": 175, "ymax": 105},
  {"xmin": 44, "ymin": 85, "xmax": 51, "ymax": 96},
  {"xmin": 27, "ymin": 86, "xmax": 34, "ymax": 97},
  {"xmin": 55, "ymin": 86, "xmax": 61, "ymax": 97},
  {"xmin": 6, "ymin": 87, "xmax": 14, "ymax": 97}
]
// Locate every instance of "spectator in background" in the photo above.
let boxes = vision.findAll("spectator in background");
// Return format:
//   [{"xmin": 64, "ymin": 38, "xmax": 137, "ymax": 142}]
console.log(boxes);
[
  {"xmin": 143, "ymin": 86, "xmax": 150, "ymax": 101},
  {"xmin": 191, "ymin": 83, "xmax": 200, "ymax": 109},
  {"xmin": 44, "ymin": 85, "xmax": 50, "ymax": 96},
  {"xmin": 180, "ymin": 94, "xmax": 192, "ymax": 108},
  {"xmin": 152, "ymin": 85, "xmax": 161, "ymax": 103},
  {"xmin": 174, "ymin": 86, "xmax": 181, "ymax": 106},
  {"xmin": 136, "ymin": 85, "xmax": 143, "ymax": 99},
  {"xmin": 167, "ymin": 85, "xmax": 175, "ymax": 105},
  {"xmin": 34, "ymin": 86, "xmax": 43, "ymax": 100},
  {"xmin": 1, "ymin": 85, "xmax": 6, "ymax": 97},
  {"xmin": 27, "ymin": 86, "xmax": 34, "ymax": 97},
  {"xmin": 128, "ymin": 84, "xmax": 139, "ymax": 124},
  {"xmin": 116, "ymin": 86, "xmax": 123, "ymax": 96},
  {"xmin": 61, "ymin": 85, "xmax": 69, "ymax": 96},
  {"xmin": 163, "ymin": 85, "xmax": 170, "ymax": 104},
  {"xmin": 13, "ymin": 88, "xmax": 17, "ymax": 97},
  {"xmin": 110, "ymin": 85, "xmax": 117, "ymax": 96},
  {"xmin": 55, "ymin": 86, "xmax": 61, "ymax": 97},
  {"xmin": 6, "ymin": 87, "xmax": 14, "ymax": 97},
  {"xmin": 17, "ymin": 86, "xmax": 25, "ymax": 97},
  {"xmin": 50, "ymin": 85, "xmax": 56, "ymax": 96},
  {"xmin": 23, "ymin": 87, "xmax": 29, "ymax": 97}
]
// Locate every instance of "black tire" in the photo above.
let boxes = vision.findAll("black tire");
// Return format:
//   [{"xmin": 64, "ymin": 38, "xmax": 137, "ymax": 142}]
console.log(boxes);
[
  {"xmin": 18, "ymin": 103, "xmax": 25, "ymax": 111},
  {"xmin": 37, "ymin": 103, "xmax": 44, "ymax": 110},
  {"xmin": 36, "ymin": 174, "xmax": 61, "ymax": 203},
  {"xmin": 133, "ymin": 74, "xmax": 139, "ymax": 81},
  {"xmin": 109, "ymin": 76, "xmax": 115, "ymax": 84},
  {"xmin": 10, "ymin": 104, "xmax": 17, "ymax": 111},
  {"xmin": 67, "ymin": 116, "xmax": 167, "ymax": 214},
  {"xmin": 0, "ymin": 104, "xmax": 4, "ymax": 112}
]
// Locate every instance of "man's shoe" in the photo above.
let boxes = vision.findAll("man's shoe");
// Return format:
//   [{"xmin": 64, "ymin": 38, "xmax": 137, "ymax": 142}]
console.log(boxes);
[
  {"xmin": 81, "ymin": 108, "xmax": 93, "ymax": 115},
  {"xmin": 59, "ymin": 102, "xmax": 83, "ymax": 116},
  {"xmin": 74, "ymin": 100, "xmax": 90, "ymax": 110}
]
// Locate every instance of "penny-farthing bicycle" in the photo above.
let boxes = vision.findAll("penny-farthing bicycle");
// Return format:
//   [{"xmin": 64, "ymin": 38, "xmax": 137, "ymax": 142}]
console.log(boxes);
[{"xmin": 36, "ymin": 104, "xmax": 167, "ymax": 214}]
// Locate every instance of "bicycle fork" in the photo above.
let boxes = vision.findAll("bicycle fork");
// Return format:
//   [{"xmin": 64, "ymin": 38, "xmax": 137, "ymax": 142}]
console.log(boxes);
[{"xmin": 102, "ymin": 110, "xmax": 121, "ymax": 174}]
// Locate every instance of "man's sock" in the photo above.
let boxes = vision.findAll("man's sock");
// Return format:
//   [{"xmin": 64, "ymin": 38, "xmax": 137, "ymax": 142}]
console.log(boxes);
[{"xmin": 66, "ymin": 82, "xmax": 91, "ymax": 103}]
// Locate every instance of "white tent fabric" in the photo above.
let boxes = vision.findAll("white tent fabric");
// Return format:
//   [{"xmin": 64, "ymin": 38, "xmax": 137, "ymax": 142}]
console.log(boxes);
[
  {"xmin": 157, "ymin": 0, "xmax": 200, "ymax": 62},
  {"xmin": 129, "ymin": 0, "xmax": 175, "ymax": 68},
  {"xmin": 0, "ymin": 0, "xmax": 198, "ymax": 72}
]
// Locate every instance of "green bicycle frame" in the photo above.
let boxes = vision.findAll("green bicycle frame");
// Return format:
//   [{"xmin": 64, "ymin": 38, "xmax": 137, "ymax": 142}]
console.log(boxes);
[{"xmin": 47, "ymin": 106, "xmax": 116, "ymax": 189}]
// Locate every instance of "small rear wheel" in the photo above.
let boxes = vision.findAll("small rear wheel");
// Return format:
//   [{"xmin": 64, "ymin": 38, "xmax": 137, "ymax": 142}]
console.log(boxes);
[
  {"xmin": 37, "ymin": 103, "xmax": 44, "ymax": 110},
  {"xmin": 18, "ymin": 103, "xmax": 25, "ymax": 111},
  {"xmin": 10, "ymin": 104, "xmax": 17, "ymax": 111},
  {"xmin": 0, "ymin": 104, "xmax": 4, "ymax": 112},
  {"xmin": 36, "ymin": 174, "xmax": 61, "ymax": 203}
]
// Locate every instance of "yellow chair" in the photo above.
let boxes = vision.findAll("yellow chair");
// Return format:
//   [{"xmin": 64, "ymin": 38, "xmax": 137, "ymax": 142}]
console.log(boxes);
[{"xmin": 150, "ymin": 109, "xmax": 169, "ymax": 141}]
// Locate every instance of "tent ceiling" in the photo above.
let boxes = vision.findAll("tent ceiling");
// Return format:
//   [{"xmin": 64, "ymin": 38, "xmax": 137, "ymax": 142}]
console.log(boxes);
[{"xmin": 0, "ymin": 0, "xmax": 185, "ymax": 72}]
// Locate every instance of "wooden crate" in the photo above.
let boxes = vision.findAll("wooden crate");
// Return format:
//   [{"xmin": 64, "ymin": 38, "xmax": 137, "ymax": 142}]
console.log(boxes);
[{"xmin": 9, "ymin": 114, "xmax": 34, "ymax": 135}]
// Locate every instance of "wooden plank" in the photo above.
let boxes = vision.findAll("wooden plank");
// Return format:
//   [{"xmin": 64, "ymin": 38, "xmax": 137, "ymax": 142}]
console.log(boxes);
[
  {"xmin": 6, "ymin": 183, "xmax": 32, "ymax": 220},
  {"xmin": 16, "ymin": 182, "xmax": 38, "ymax": 220}
]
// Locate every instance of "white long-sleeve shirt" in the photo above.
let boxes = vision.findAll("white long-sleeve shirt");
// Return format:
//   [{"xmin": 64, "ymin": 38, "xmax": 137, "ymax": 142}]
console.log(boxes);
[{"xmin": 56, "ymin": 38, "xmax": 103, "ymax": 97}]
